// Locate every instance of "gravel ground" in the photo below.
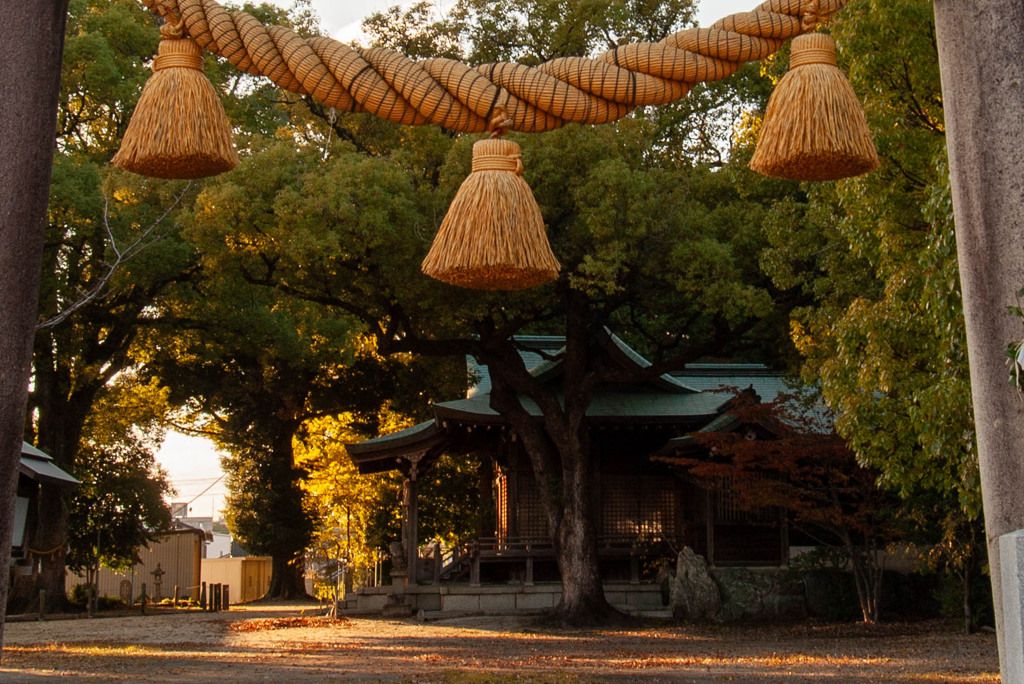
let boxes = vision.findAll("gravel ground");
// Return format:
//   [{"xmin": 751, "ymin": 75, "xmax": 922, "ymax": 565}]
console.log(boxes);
[{"xmin": 0, "ymin": 602, "xmax": 1001, "ymax": 682}]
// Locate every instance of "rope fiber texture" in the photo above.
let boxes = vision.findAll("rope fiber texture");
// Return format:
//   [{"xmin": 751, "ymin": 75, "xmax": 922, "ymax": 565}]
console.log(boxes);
[{"xmin": 138, "ymin": 0, "xmax": 849, "ymax": 134}]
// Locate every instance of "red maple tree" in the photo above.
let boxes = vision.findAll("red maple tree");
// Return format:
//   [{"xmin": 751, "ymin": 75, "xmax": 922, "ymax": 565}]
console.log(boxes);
[{"xmin": 663, "ymin": 390, "xmax": 899, "ymax": 622}]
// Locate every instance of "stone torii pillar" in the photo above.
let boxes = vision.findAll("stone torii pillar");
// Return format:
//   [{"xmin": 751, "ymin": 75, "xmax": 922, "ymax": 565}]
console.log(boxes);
[{"xmin": 933, "ymin": 1, "xmax": 1024, "ymax": 676}]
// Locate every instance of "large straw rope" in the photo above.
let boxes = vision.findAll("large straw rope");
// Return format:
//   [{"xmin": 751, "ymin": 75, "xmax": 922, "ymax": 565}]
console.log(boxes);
[{"xmin": 137, "ymin": 0, "xmax": 848, "ymax": 134}]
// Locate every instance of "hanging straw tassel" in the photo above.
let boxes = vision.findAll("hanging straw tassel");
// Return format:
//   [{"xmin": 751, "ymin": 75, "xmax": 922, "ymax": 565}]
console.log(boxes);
[
  {"xmin": 113, "ymin": 22, "xmax": 238, "ymax": 179},
  {"xmin": 422, "ymin": 138, "xmax": 560, "ymax": 290},
  {"xmin": 749, "ymin": 33, "xmax": 878, "ymax": 181}
]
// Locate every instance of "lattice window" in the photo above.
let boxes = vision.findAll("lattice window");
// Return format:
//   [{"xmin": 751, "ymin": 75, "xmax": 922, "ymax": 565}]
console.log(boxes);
[
  {"xmin": 516, "ymin": 478, "xmax": 548, "ymax": 538},
  {"xmin": 601, "ymin": 476, "xmax": 677, "ymax": 538},
  {"xmin": 495, "ymin": 474, "xmax": 509, "ymax": 539},
  {"xmin": 714, "ymin": 475, "xmax": 775, "ymax": 523},
  {"xmin": 602, "ymin": 483, "xmax": 637, "ymax": 536},
  {"xmin": 639, "ymin": 482, "xmax": 676, "ymax": 536}
]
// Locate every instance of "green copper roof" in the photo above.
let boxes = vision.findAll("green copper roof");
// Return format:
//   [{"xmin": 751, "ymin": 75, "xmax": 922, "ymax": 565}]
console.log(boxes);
[
  {"xmin": 434, "ymin": 390, "xmax": 726, "ymax": 424},
  {"xmin": 346, "ymin": 331, "xmax": 793, "ymax": 472},
  {"xmin": 20, "ymin": 442, "xmax": 79, "ymax": 487},
  {"xmin": 346, "ymin": 420, "xmax": 439, "ymax": 454}
]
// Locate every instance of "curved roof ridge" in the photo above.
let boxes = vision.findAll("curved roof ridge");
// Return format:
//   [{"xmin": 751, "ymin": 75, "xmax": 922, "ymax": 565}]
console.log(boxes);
[{"xmin": 600, "ymin": 330, "xmax": 699, "ymax": 394}]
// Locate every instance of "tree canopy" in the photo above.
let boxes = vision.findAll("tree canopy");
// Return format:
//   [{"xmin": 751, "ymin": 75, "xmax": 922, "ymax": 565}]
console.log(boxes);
[
  {"xmin": 172, "ymin": 0, "xmax": 804, "ymax": 623},
  {"xmin": 759, "ymin": 0, "xmax": 977, "ymax": 516}
]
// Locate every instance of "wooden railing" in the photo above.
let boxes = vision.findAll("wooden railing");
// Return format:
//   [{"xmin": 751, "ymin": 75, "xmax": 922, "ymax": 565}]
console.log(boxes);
[{"xmin": 434, "ymin": 534, "xmax": 682, "ymax": 585}]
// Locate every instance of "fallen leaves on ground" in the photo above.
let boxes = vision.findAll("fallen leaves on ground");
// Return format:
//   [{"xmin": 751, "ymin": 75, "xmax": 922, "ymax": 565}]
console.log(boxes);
[{"xmin": 228, "ymin": 616, "xmax": 350, "ymax": 632}]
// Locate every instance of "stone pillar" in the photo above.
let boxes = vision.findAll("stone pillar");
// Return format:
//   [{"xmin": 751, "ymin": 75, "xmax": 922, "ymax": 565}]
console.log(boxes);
[
  {"xmin": 999, "ymin": 529, "xmax": 1024, "ymax": 684},
  {"xmin": 470, "ymin": 554, "xmax": 481, "ymax": 587},
  {"xmin": 933, "ymin": 2, "xmax": 1024, "ymax": 673}
]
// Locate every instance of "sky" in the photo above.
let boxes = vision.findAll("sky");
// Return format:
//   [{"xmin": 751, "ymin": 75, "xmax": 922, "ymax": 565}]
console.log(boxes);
[
  {"xmin": 158, "ymin": 431, "xmax": 227, "ymax": 520},
  {"xmin": 155, "ymin": 0, "xmax": 761, "ymax": 518},
  {"xmin": 305, "ymin": 0, "xmax": 757, "ymax": 43}
]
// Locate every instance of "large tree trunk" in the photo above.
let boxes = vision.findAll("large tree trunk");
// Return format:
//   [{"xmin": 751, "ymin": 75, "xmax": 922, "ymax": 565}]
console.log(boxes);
[
  {"xmin": 550, "ymin": 452, "xmax": 611, "ymax": 622},
  {"xmin": 933, "ymin": 1, "xmax": 1024, "ymax": 675},
  {"xmin": 0, "ymin": 0, "xmax": 71, "ymax": 654},
  {"xmin": 483, "ymin": 300, "xmax": 618, "ymax": 625},
  {"xmin": 506, "ymin": 410, "xmax": 614, "ymax": 624},
  {"xmin": 28, "ymin": 485, "xmax": 73, "ymax": 612},
  {"xmin": 266, "ymin": 430, "xmax": 312, "ymax": 600},
  {"xmin": 266, "ymin": 554, "xmax": 307, "ymax": 600}
]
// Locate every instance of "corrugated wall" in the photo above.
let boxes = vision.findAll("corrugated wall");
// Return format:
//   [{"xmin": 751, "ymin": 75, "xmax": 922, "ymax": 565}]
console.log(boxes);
[{"xmin": 66, "ymin": 530, "xmax": 204, "ymax": 602}]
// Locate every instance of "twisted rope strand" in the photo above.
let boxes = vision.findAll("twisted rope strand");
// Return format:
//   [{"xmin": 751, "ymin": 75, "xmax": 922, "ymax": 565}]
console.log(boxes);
[{"xmin": 139, "ymin": 0, "xmax": 849, "ymax": 134}]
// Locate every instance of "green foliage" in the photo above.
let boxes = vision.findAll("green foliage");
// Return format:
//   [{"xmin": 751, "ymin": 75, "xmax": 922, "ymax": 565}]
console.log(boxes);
[
  {"xmin": 300, "ymin": 412, "xmax": 479, "ymax": 584},
  {"xmin": 450, "ymin": 0, "xmax": 696, "ymax": 66},
  {"xmin": 362, "ymin": 1, "xmax": 468, "ymax": 60},
  {"xmin": 158, "ymin": 138, "xmax": 464, "ymax": 592},
  {"xmin": 222, "ymin": 442, "xmax": 314, "ymax": 561},
  {"xmin": 61, "ymin": 0, "xmax": 159, "ymax": 155},
  {"xmin": 25, "ymin": 0, "xmax": 319, "ymax": 607},
  {"xmin": 29, "ymin": 0, "xmax": 194, "ymax": 602},
  {"xmin": 150, "ymin": 283, "xmax": 349, "ymax": 576},
  {"xmin": 180, "ymin": 1, "xmax": 797, "ymax": 619},
  {"xmin": 66, "ymin": 377, "xmax": 173, "ymax": 574},
  {"xmin": 361, "ymin": 453, "xmax": 482, "ymax": 554},
  {"xmin": 759, "ymin": 0, "xmax": 978, "ymax": 516},
  {"xmin": 68, "ymin": 584, "xmax": 127, "ymax": 610}
]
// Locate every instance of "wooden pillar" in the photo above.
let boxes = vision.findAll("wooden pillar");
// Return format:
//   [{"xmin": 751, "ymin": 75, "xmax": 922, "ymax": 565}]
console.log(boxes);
[
  {"xmin": 705, "ymin": 491, "xmax": 715, "ymax": 568},
  {"xmin": 525, "ymin": 538, "xmax": 534, "ymax": 586},
  {"xmin": 402, "ymin": 457, "xmax": 422, "ymax": 586},
  {"xmin": 508, "ymin": 445, "xmax": 520, "ymax": 540},
  {"xmin": 0, "ymin": 0, "xmax": 71, "ymax": 652},
  {"xmin": 477, "ymin": 456, "xmax": 495, "ymax": 540},
  {"xmin": 780, "ymin": 510, "xmax": 789, "ymax": 566}
]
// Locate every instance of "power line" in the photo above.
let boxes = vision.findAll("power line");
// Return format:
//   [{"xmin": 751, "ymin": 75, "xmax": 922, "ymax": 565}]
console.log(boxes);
[
  {"xmin": 185, "ymin": 474, "xmax": 226, "ymax": 506},
  {"xmin": 168, "ymin": 476, "xmax": 225, "ymax": 485}
]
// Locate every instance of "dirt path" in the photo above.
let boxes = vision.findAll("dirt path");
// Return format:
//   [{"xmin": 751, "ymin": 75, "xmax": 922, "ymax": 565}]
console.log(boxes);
[{"xmin": 0, "ymin": 602, "xmax": 1000, "ymax": 682}]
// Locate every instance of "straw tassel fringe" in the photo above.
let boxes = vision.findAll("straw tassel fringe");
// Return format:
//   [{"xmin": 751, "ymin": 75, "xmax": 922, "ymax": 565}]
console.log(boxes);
[
  {"xmin": 113, "ymin": 23, "xmax": 238, "ymax": 179},
  {"xmin": 749, "ymin": 33, "xmax": 878, "ymax": 181},
  {"xmin": 422, "ymin": 138, "xmax": 560, "ymax": 290}
]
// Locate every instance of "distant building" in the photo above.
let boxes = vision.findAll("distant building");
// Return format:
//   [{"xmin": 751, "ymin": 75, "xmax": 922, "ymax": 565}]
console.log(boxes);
[
  {"xmin": 65, "ymin": 523, "xmax": 207, "ymax": 603},
  {"xmin": 171, "ymin": 508, "xmax": 245, "ymax": 558},
  {"xmin": 201, "ymin": 556, "xmax": 273, "ymax": 604}
]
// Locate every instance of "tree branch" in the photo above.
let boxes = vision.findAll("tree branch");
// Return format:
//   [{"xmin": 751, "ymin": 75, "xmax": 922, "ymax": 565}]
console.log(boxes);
[{"xmin": 36, "ymin": 182, "xmax": 192, "ymax": 331}]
